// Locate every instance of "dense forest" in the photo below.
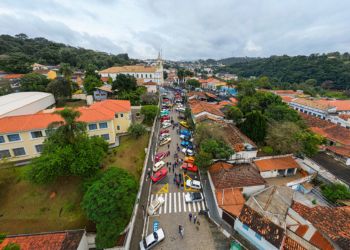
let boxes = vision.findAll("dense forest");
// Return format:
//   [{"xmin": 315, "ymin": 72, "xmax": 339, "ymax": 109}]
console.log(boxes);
[
  {"xmin": 0, "ymin": 34, "xmax": 136, "ymax": 73},
  {"xmin": 216, "ymin": 53, "xmax": 350, "ymax": 90}
]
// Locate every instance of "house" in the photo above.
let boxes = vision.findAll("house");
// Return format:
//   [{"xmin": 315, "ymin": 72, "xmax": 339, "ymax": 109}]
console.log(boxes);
[
  {"xmin": 34, "ymin": 69, "xmax": 57, "ymax": 80},
  {"xmin": 234, "ymin": 186, "xmax": 294, "ymax": 250},
  {"xmin": 189, "ymin": 99, "xmax": 225, "ymax": 123},
  {"xmin": 199, "ymin": 77, "xmax": 227, "ymax": 90},
  {"xmin": 138, "ymin": 80, "xmax": 158, "ymax": 93},
  {"xmin": 1, "ymin": 73, "xmax": 24, "ymax": 90},
  {"xmin": 289, "ymin": 202, "xmax": 350, "ymax": 249},
  {"xmin": 254, "ymin": 155, "xmax": 300, "ymax": 178},
  {"xmin": 0, "ymin": 100, "xmax": 131, "ymax": 161},
  {"xmin": 93, "ymin": 84, "xmax": 113, "ymax": 101},
  {"xmin": 0, "ymin": 229, "xmax": 88, "ymax": 250}
]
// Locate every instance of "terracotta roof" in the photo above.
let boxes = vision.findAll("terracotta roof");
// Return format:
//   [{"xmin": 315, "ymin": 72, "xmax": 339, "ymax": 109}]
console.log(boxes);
[
  {"xmin": 33, "ymin": 69, "xmax": 50, "ymax": 75},
  {"xmin": 0, "ymin": 230, "xmax": 85, "ymax": 250},
  {"xmin": 2, "ymin": 74, "xmax": 24, "ymax": 79},
  {"xmin": 189, "ymin": 100, "xmax": 224, "ymax": 117},
  {"xmin": 229, "ymin": 97, "xmax": 238, "ymax": 105},
  {"xmin": 215, "ymin": 188, "xmax": 245, "ymax": 217},
  {"xmin": 339, "ymin": 114, "xmax": 350, "ymax": 120},
  {"xmin": 283, "ymin": 236, "xmax": 307, "ymax": 250},
  {"xmin": 205, "ymin": 92, "xmax": 218, "ymax": 99},
  {"xmin": 282, "ymin": 96, "xmax": 294, "ymax": 103},
  {"xmin": 142, "ymin": 81, "xmax": 157, "ymax": 86},
  {"xmin": 101, "ymin": 77, "xmax": 109, "ymax": 82},
  {"xmin": 239, "ymin": 204, "xmax": 285, "ymax": 248},
  {"xmin": 100, "ymin": 65, "xmax": 157, "ymax": 74},
  {"xmin": 222, "ymin": 124, "xmax": 256, "ymax": 152},
  {"xmin": 292, "ymin": 202, "xmax": 350, "ymax": 249},
  {"xmin": 0, "ymin": 100, "xmax": 131, "ymax": 133},
  {"xmin": 96, "ymin": 84, "xmax": 113, "ymax": 93},
  {"xmin": 299, "ymin": 112, "xmax": 333, "ymax": 128},
  {"xmin": 326, "ymin": 145, "xmax": 350, "ymax": 158},
  {"xmin": 254, "ymin": 156, "xmax": 300, "ymax": 172},
  {"xmin": 317, "ymin": 99, "xmax": 350, "ymax": 111},
  {"xmin": 209, "ymin": 161, "xmax": 265, "ymax": 189},
  {"xmin": 292, "ymin": 98, "xmax": 335, "ymax": 111}
]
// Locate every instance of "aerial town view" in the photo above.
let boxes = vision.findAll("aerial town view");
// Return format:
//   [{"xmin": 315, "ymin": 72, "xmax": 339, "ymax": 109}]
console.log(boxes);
[{"xmin": 0, "ymin": 1, "xmax": 350, "ymax": 250}]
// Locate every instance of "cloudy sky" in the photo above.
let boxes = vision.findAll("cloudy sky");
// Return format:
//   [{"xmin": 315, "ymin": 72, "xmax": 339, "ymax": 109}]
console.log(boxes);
[{"xmin": 0, "ymin": 0, "xmax": 349, "ymax": 60}]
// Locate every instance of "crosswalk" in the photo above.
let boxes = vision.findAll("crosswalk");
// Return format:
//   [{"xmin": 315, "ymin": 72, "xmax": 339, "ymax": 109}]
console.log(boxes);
[{"xmin": 149, "ymin": 192, "xmax": 206, "ymax": 215}]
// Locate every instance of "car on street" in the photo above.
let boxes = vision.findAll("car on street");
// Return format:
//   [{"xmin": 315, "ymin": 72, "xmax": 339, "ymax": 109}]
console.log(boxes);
[
  {"xmin": 181, "ymin": 140, "xmax": 193, "ymax": 147},
  {"xmin": 159, "ymin": 129, "xmax": 169, "ymax": 135},
  {"xmin": 162, "ymin": 122, "xmax": 171, "ymax": 129},
  {"xmin": 159, "ymin": 134, "xmax": 170, "ymax": 141},
  {"xmin": 159, "ymin": 137, "xmax": 171, "ymax": 145},
  {"xmin": 153, "ymin": 160, "xmax": 166, "ymax": 172},
  {"xmin": 180, "ymin": 121, "xmax": 189, "ymax": 128},
  {"xmin": 181, "ymin": 163, "xmax": 198, "ymax": 172},
  {"xmin": 176, "ymin": 107, "xmax": 186, "ymax": 112},
  {"xmin": 184, "ymin": 156, "xmax": 195, "ymax": 163},
  {"xmin": 155, "ymin": 152, "xmax": 167, "ymax": 162},
  {"xmin": 151, "ymin": 167, "xmax": 168, "ymax": 183},
  {"xmin": 185, "ymin": 192, "xmax": 204, "ymax": 203},
  {"xmin": 147, "ymin": 196, "xmax": 165, "ymax": 215},
  {"xmin": 179, "ymin": 134, "xmax": 191, "ymax": 140},
  {"xmin": 185, "ymin": 179, "xmax": 202, "ymax": 190},
  {"xmin": 160, "ymin": 116, "xmax": 170, "ymax": 121},
  {"xmin": 182, "ymin": 148, "xmax": 195, "ymax": 156},
  {"xmin": 180, "ymin": 129, "xmax": 191, "ymax": 136},
  {"xmin": 160, "ymin": 111, "xmax": 169, "ymax": 116},
  {"xmin": 139, "ymin": 228, "xmax": 165, "ymax": 250}
]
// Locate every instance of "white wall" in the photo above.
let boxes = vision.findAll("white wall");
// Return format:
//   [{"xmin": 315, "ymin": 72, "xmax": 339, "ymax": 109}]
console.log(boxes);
[
  {"xmin": 77, "ymin": 232, "xmax": 89, "ymax": 250},
  {"xmin": 230, "ymin": 150, "xmax": 257, "ymax": 161},
  {"xmin": 261, "ymin": 170, "xmax": 278, "ymax": 178}
]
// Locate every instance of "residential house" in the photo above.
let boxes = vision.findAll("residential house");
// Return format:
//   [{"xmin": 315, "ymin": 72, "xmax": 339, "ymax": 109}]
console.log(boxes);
[
  {"xmin": 93, "ymin": 84, "xmax": 113, "ymax": 101},
  {"xmin": 0, "ymin": 100, "xmax": 131, "ymax": 161},
  {"xmin": 34, "ymin": 69, "xmax": 57, "ymax": 80},
  {"xmin": 189, "ymin": 99, "xmax": 225, "ymax": 123},
  {"xmin": 254, "ymin": 155, "xmax": 300, "ymax": 178},
  {"xmin": 1, "ymin": 73, "xmax": 24, "ymax": 90},
  {"xmin": 199, "ymin": 77, "xmax": 227, "ymax": 90},
  {"xmin": 234, "ymin": 186, "xmax": 294, "ymax": 250},
  {"xmin": 137, "ymin": 80, "xmax": 158, "ymax": 93},
  {"xmin": 0, "ymin": 229, "xmax": 88, "ymax": 250}
]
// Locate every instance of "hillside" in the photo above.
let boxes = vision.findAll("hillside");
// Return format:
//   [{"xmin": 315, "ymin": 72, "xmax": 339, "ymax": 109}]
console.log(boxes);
[
  {"xmin": 216, "ymin": 56, "xmax": 259, "ymax": 65},
  {"xmin": 0, "ymin": 33, "xmax": 136, "ymax": 73},
  {"xmin": 216, "ymin": 53, "xmax": 350, "ymax": 89}
]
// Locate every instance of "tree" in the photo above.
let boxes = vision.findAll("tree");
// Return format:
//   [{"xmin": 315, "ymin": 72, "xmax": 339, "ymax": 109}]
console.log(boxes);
[
  {"xmin": 59, "ymin": 63, "xmax": 73, "ymax": 81},
  {"xmin": 0, "ymin": 52, "xmax": 32, "ymax": 73},
  {"xmin": 82, "ymin": 168, "xmax": 138, "ymax": 249},
  {"xmin": 163, "ymin": 71, "xmax": 168, "ymax": 80},
  {"xmin": 186, "ymin": 79, "xmax": 200, "ymax": 89},
  {"xmin": 141, "ymin": 92, "xmax": 158, "ymax": 105},
  {"xmin": 200, "ymin": 138, "xmax": 233, "ymax": 159},
  {"xmin": 141, "ymin": 105, "xmax": 159, "ymax": 125},
  {"xmin": 194, "ymin": 151, "xmax": 213, "ymax": 169},
  {"xmin": 194, "ymin": 123, "xmax": 225, "ymax": 145},
  {"xmin": 83, "ymin": 75, "xmax": 103, "ymax": 95},
  {"xmin": 128, "ymin": 124, "xmax": 147, "ymax": 138},
  {"xmin": 19, "ymin": 73, "xmax": 50, "ymax": 92},
  {"xmin": 0, "ymin": 82, "xmax": 13, "ymax": 96},
  {"xmin": 321, "ymin": 183, "xmax": 350, "ymax": 203},
  {"xmin": 112, "ymin": 74, "xmax": 137, "ymax": 92},
  {"xmin": 236, "ymin": 81, "xmax": 256, "ymax": 97},
  {"xmin": 225, "ymin": 106, "xmax": 243, "ymax": 123},
  {"xmin": 2, "ymin": 243, "xmax": 20, "ymax": 250},
  {"xmin": 238, "ymin": 95, "xmax": 260, "ymax": 114},
  {"xmin": 239, "ymin": 110, "xmax": 267, "ymax": 143},
  {"xmin": 265, "ymin": 104, "xmax": 300, "ymax": 122},
  {"xmin": 46, "ymin": 77, "xmax": 72, "ymax": 101},
  {"xmin": 177, "ymin": 69, "xmax": 185, "ymax": 83},
  {"xmin": 299, "ymin": 131, "xmax": 323, "ymax": 156}
]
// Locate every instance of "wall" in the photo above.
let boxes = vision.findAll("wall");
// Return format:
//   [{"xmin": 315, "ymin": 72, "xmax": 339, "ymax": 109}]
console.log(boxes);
[
  {"xmin": 234, "ymin": 219, "xmax": 279, "ymax": 250},
  {"xmin": 242, "ymin": 185, "xmax": 265, "ymax": 196},
  {"xmin": 260, "ymin": 170, "xmax": 278, "ymax": 178},
  {"xmin": 230, "ymin": 150, "xmax": 257, "ymax": 161},
  {"xmin": 77, "ymin": 231, "xmax": 89, "ymax": 250},
  {"xmin": 112, "ymin": 111, "xmax": 132, "ymax": 134}
]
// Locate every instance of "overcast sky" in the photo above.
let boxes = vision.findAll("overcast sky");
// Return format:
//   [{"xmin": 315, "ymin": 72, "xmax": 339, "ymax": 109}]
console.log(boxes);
[{"xmin": 0, "ymin": 0, "xmax": 349, "ymax": 60}]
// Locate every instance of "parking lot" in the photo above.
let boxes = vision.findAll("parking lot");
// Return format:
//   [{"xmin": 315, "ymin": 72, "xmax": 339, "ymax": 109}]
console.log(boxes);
[{"xmin": 142, "ymin": 89, "xmax": 216, "ymax": 249}]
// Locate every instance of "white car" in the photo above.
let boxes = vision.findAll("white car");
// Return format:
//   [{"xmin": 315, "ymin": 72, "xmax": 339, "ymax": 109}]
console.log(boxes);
[
  {"xmin": 185, "ymin": 192, "xmax": 204, "ymax": 203},
  {"xmin": 176, "ymin": 107, "xmax": 186, "ymax": 112},
  {"xmin": 147, "ymin": 196, "xmax": 165, "ymax": 215},
  {"xmin": 160, "ymin": 137, "xmax": 171, "ymax": 146},
  {"xmin": 153, "ymin": 161, "xmax": 165, "ymax": 172},
  {"xmin": 182, "ymin": 148, "xmax": 194, "ymax": 156},
  {"xmin": 162, "ymin": 122, "xmax": 171, "ymax": 129},
  {"xmin": 139, "ymin": 228, "xmax": 165, "ymax": 250},
  {"xmin": 159, "ymin": 134, "xmax": 170, "ymax": 141},
  {"xmin": 185, "ymin": 179, "xmax": 202, "ymax": 190}
]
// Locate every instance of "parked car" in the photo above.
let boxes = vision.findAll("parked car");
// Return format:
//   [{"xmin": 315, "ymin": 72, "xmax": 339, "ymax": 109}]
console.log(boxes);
[
  {"xmin": 139, "ymin": 228, "xmax": 165, "ymax": 250},
  {"xmin": 180, "ymin": 129, "xmax": 191, "ymax": 136},
  {"xmin": 182, "ymin": 148, "xmax": 195, "ymax": 156},
  {"xmin": 147, "ymin": 196, "xmax": 165, "ymax": 215},
  {"xmin": 160, "ymin": 111, "xmax": 169, "ymax": 116},
  {"xmin": 179, "ymin": 134, "xmax": 191, "ymax": 141},
  {"xmin": 153, "ymin": 160, "xmax": 166, "ymax": 172},
  {"xmin": 162, "ymin": 122, "xmax": 171, "ymax": 129},
  {"xmin": 181, "ymin": 140, "xmax": 193, "ymax": 147},
  {"xmin": 181, "ymin": 163, "xmax": 198, "ymax": 172},
  {"xmin": 180, "ymin": 121, "xmax": 189, "ymax": 128},
  {"xmin": 176, "ymin": 107, "xmax": 186, "ymax": 112},
  {"xmin": 155, "ymin": 152, "xmax": 167, "ymax": 162},
  {"xmin": 185, "ymin": 180, "xmax": 202, "ymax": 190},
  {"xmin": 159, "ymin": 137, "xmax": 171, "ymax": 145},
  {"xmin": 184, "ymin": 156, "xmax": 195, "ymax": 163},
  {"xmin": 151, "ymin": 167, "xmax": 168, "ymax": 183},
  {"xmin": 160, "ymin": 116, "xmax": 170, "ymax": 121},
  {"xmin": 159, "ymin": 129, "xmax": 169, "ymax": 135},
  {"xmin": 159, "ymin": 134, "xmax": 170, "ymax": 141},
  {"xmin": 185, "ymin": 192, "xmax": 204, "ymax": 203}
]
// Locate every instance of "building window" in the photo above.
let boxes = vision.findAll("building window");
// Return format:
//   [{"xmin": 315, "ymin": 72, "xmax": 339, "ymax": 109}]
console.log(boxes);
[
  {"xmin": 35, "ymin": 144, "xmax": 43, "ymax": 153},
  {"xmin": 242, "ymin": 224, "xmax": 249, "ymax": 231},
  {"xmin": 7, "ymin": 134, "xmax": 21, "ymax": 142},
  {"xmin": 13, "ymin": 147, "xmax": 26, "ymax": 156},
  {"xmin": 101, "ymin": 134, "xmax": 110, "ymax": 141},
  {"xmin": 0, "ymin": 150, "xmax": 11, "ymax": 159},
  {"xmin": 121, "ymin": 113, "xmax": 124, "ymax": 118},
  {"xmin": 115, "ymin": 113, "xmax": 119, "ymax": 118},
  {"xmin": 31, "ymin": 131, "xmax": 43, "ymax": 139},
  {"xmin": 136, "ymin": 74, "xmax": 139, "ymax": 78},
  {"xmin": 0, "ymin": 136, "xmax": 4, "ymax": 143},
  {"xmin": 99, "ymin": 122, "xmax": 108, "ymax": 129},
  {"xmin": 117, "ymin": 125, "xmax": 120, "ymax": 130},
  {"xmin": 88, "ymin": 124, "xmax": 97, "ymax": 130},
  {"xmin": 145, "ymin": 74, "xmax": 148, "ymax": 78},
  {"xmin": 141, "ymin": 74, "xmax": 143, "ymax": 78},
  {"xmin": 150, "ymin": 74, "xmax": 152, "ymax": 78},
  {"xmin": 255, "ymin": 233, "xmax": 262, "ymax": 240}
]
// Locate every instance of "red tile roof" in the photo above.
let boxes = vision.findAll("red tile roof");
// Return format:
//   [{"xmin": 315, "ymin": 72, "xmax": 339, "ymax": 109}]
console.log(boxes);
[
  {"xmin": 2, "ymin": 74, "xmax": 24, "ymax": 79},
  {"xmin": 189, "ymin": 100, "xmax": 224, "ymax": 117},
  {"xmin": 101, "ymin": 77, "xmax": 109, "ymax": 82},
  {"xmin": 283, "ymin": 236, "xmax": 307, "ymax": 250},
  {"xmin": 215, "ymin": 188, "xmax": 245, "ymax": 217},
  {"xmin": 222, "ymin": 124, "xmax": 256, "ymax": 152},
  {"xmin": 292, "ymin": 202, "xmax": 350, "ymax": 249},
  {"xmin": 254, "ymin": 156, "xmax": 299, "ymax": 172},
  {"xmin": 326, "ymin": 145, "xmax": 350, "ymax": 158}
]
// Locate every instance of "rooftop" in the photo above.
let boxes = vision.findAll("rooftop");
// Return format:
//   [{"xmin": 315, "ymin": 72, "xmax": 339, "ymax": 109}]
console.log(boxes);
[
  {"xmin": 215, "ymin": 188, "xmax": 245, "ymax": 217},
  {"xmin": 222, "ymin": 124, "xmax": 256, "ymax": 152},
  {"xmin": 254, "ymin": 155, "xmax": 300, "ymax": 172},
  {"xmin": 209, "ymin": 161, "xmax": 266, "ymax": 190},
  {"xmin": 326, "ymin": 145, "xmax": 350, "ymax": 158},
  {"xmin": 292, "ymin": 98, "xmax": 335, "ymax": 111},
  {"xmin": 100, "ymin": 65, "xmax": 157, "ymax": 74},
  {"xmin": 189, "ymin": 99, "xmax": 224, "ymax": 117},
  {"xmin": 2, "ymin": 73, "xmax": 24, "ymax": 79}
]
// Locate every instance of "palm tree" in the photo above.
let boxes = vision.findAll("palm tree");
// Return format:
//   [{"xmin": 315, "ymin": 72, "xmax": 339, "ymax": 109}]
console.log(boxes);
[{"xmin": 48, "ymin": 108, "xmax": 86, "ymax": 144}]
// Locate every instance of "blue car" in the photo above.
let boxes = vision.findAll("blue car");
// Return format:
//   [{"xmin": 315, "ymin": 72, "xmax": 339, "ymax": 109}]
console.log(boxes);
[
  {"xmin": 180, "ymin": 129, "xmax": 191, "ymax": 136},
  {"xmin": 181, "ymin": 140, "xmax": 193, "ymax": 147}
]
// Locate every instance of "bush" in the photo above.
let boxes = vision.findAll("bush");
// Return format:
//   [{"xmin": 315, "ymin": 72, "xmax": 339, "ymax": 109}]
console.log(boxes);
[
  {"xmin": 321, "ymin": 183, "xmax": 350, "ymax": 203},
  {"xmin": 141, "ymin": 105, "xmax": 159, "ymax": 125},
  {"xmin": 128, "ymin": 124, "xmax": 147, "ymax": 138},
  {"xmin": 262, "ymin": 146, "xmax": 274, "ymax": 154}
]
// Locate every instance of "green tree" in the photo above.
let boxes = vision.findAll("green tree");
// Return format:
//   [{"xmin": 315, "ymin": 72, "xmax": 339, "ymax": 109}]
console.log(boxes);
[
  {"xmin": 59, "ymin": 63, "xmax": 73, "ymax": 81},
  {"xmin": 225, "ymin": 106, "xmax": 243, "ymax": 123},
  {"xmin": 236, "ymin": 81, "xmax": 256, "ymax": 97},
  {"xmin": 265, "ymin": 104, "xmax": 300, "ymax": 122},
  {"xmin": 141, "ymin": 105, "xmax": 159, "ymax": 125},
  {"xmin": 200, "ymin": 138, "xmax": 233, "ymax": 159},
  {"xmin": 82, "ymin": 168, "xmax": 138, "ymax": 249},
  {"xmin": 46, "ymin": 77, "xmax": 72, "ymax": 101},
  {"xmin": 83, "ymin": 75, "xmax": 103, "ymax": 95},
  {"xmin": 239, "ymin": 110, "xmax": 267, "ymax": 143},
  {"xmin": 186, "ymin": 79, "xmax": 200, "ymax": 89},
  {"xmin": 163, "ymin": 71, "xmax": 168, "ymax": 80},
  {"xmin": 0, "ymin": 82, "xmax": 13, "ymax": 96},
  {"xmin": 194, "ymin": 151, "xmax": 213, "ymax": 169},
  {"xmin": 141, "ymin": 92, "xmax": 158, "ymax": 105},
  {"xmin": 19, "ymin": 73, "xmax": 50, "ymax": 92},
  {"xmin": 321, "ymin": 183, "xmax": 350, "ymax": 203},
  {"xmin": 0, "ymin": 52, "xmax": 32, "ymax": 73},
  {"xmin": 299, "ymin": 131, "xmax": 323, "ymax": 156},
  {"xmin": 112, "ymin": 74, "xmax": 137, "ymax": 92},
  {"xmin": 238, "ymin": 95, "xmax": 260, "ymax": 114},
  {"xmin": 3, "ymin": 243, "xmax": 20, "ymax": 250},
  {"xmin": 128, "ymin": 124, "xmax": 147, "ymax": 138}
]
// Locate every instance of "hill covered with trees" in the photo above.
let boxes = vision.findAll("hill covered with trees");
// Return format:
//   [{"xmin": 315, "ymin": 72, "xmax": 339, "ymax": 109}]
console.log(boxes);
[
  {"xmin": 216, "ymin": 53, "xmax": 350, "ymax": 90},
  {"xmin": 0, "ymin": 33, "xmax": 136, "ymax": 73}
]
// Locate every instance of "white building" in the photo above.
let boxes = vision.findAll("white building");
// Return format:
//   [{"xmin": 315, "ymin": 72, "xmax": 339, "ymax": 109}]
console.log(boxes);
[
  {"xmin": 0, "ymin": 92, "xmax": 55, "ymax": 118},
  {"xmin": 254, "ymin": 155, "xmax": 300, "ymax": 179}
]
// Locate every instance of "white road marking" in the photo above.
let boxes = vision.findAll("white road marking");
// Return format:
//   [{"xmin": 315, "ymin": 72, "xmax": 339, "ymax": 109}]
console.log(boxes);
[
  {"xmin": 178, "ymin": 192, "xmax": 182, "ymax": 213},
  {"xmin": 192, "ymin": 201, "xmax": 197, "ymax": 212},
  {"xmin": 163, "ymin": 193, "xmax": 167, "ymax": 214},
  {"xmin": 183, "ymin": 193, "xmax": 186, "ymax": 212},
  {"xmin": 173, "ymin": 191, "xmax": 177, "ymax": 213},
  {"xmin": 169, "ymin": 192, "xmax": 172, "ymax": 213}
]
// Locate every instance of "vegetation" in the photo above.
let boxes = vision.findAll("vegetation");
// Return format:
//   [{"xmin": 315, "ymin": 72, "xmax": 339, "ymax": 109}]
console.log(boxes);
[
  {"xmin": 82, "ymin": 168, "xmax": 138, "ymax": 249},
  {"xmin": 140, "ymin": 92, "xmax": 159, "ymax": 105},
  {"xmin": 83, "ymin": 75, "xmax": 103, "ymax": 95},
  {"xmin": 46, "ymin": 77, "xmax": 73, "ymax": 102},
  {"xmin": 2, "ymin": 243, "xmax": 20, "ymax": 250},
  {"xmin": 117, "ymin": 87, "xmax": 146, "ymax": 106},
  {"xmin": 141, "ymin": 105, "xmax": 159, "ymax": 125},
  {"xmin": 112, "ymin": 74, "xmax": 137, "ymax": 92},
  {"xmin": 225, "ymin": 106, "xmax": 243, "ymax": 123},
  {"xmin": 186, "ymin": 79, "xmax": 200, "ymax": 89},
  {"xmin": 239, "ymin": 110, "xmax": 267, "ymax": 143},
  {"xmin": 128, "ymin": 124, "xmax": 147, "ymax": 138},
  {"xmin": 321, "ymin": 183, "xmax": 350, "ymax": 203},
  {"xmin": 19, "ymin": 73, "xmax": 50, "ymax": 92}
]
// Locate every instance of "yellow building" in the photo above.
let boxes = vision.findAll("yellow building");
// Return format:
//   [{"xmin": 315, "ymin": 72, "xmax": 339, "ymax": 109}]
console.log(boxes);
[
  {"xmin": 47, "ymin": 70, "xmax": 57, "ymax": 80},
  {"xmin": 0, "ymin": 100, "xmax": 131, "ymax": 162}
]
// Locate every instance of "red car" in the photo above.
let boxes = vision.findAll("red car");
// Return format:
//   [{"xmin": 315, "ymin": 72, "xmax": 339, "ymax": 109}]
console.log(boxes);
[
  {"xmin": 151, "ymin": 167, "xmax": 168, "ymax": 183},
  {"xmin": 181, "ymin": 163, "xmax": 198, "ymax": 172},
  {"xmin": 160, "ymin": 129, "xmax": 169, "ymax": 135},
  {"xmin": 155, "ymin": 152, "xmax": 167, "ymax": 162}
]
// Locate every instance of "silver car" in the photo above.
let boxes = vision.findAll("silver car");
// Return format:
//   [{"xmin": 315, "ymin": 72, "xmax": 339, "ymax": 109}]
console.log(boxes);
[{"xmin": 139, "ymin": 228, "xmax": 165, "ymax": 250}]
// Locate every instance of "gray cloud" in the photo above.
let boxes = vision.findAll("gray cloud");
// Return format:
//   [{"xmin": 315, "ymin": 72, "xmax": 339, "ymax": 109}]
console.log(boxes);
[{"xmin": 0, "ymin": 0, "xmax": 349, "ymax": 60}]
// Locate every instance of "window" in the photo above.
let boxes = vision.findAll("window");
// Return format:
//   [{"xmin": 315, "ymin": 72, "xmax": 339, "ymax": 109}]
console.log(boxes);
[
  {"xmin": 0, "ymin": 150, "xmax": 11, "ymax": 159},
  {"xmin": 255, "ymin": 233, "xmax": 262, "ymax": 240},
  {"xmin": 150, "ymin": 74, "xmax": 152, "ymax": 78},
  {"xmin": 115, "ymin": 113, "xmax": 119, "ymax": 118},
  {"xmin": 136, "ymin": 74, "xmax": 139, "ymax": 78},
  {"xmin": 120, "ymin": 113, "xmax": 124, "ymax": 118},
  {"xmin": 7, "ymin": 134, "xmax": 21, "ymax": 142},
  {"xmin": 145, "ymin": 74, "xmax": 148, "ymax": 78},
  {"xmin": 117, "ymin": 125, "xmax": 120, "ymax": 130},
  {"xmin": 141, "ymin": 74, "xmax": 143, "ymax": 78},
  {"xmin": 0, "ymin": 135, "xmax": 4, "ymax": 143},
  {"xmin": 101, "ymin": 134, "xmax": 110, "ymax": 141},
  {"xmin": 242, "ymin": 224, "xmax": 249, "ymax": 231},
  {"xmin": 99, "ymin": 122, "xmax": 108, "ymax": 129},
  {"xmin": 88, "ymin": 123, "xmax": 97, "ymax": 130},
  {"xmin": 12, "ymin": 147, "xmax": 26, "ymax": 156},
  {"xmin": 35, "ymin": 144, "xmax": 43, "ymax": 153},
  {"xmin": 31, "ymin": 131, "xmax": 43, "ymax": 139}
]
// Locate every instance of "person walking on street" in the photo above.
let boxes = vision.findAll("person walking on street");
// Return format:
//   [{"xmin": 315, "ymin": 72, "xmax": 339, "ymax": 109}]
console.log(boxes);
[
  {"xmin": 172, "ymin": 165, "xmax": 175, "ymax": 172},
  {"xmin": 193, "ymin": 215, "xmax": 197, "ymax": 224},
  {"xmin": 167, "ymin": 144, "xmax": 170, "ymax": 149},
  {"xmin": 189, "ymin": 212, "xmax": 192, "ymax": 222},
  {"xmin": 180, "ymin": 227, "xmax": 184, "ymax": 239}
]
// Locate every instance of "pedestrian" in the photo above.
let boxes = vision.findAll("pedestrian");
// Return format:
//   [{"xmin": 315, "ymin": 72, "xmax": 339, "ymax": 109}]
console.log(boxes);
[
  {"xmin": 180, "ymin": 227, "xmax": 184, "ymax": 238},
  {"xmin": 172, "ymin": 166, "xmax": 175, "ymax": 172},
  {"xmin": 193, "ymin": 215, "xmax": 197, "ymax": 224},
  {"xmin": 175, "ymin": 172, "xmax": 177, "ymax": 178},
  {"xmin": 173, "ymin": 176, "xmax": 176, "ymax": 184},
  {"xmin": 189, "ymin": 212, "xmax": 192, "ymax": 222},
  {"xmin": 197, "ymin": 220, "xmax": 200, "ymax": 226},
  {"xmin": 167, "ymin": 144, "xmax": 170, "ymax": 149},
  {"xmin": 178, "ymin": 225, "xmax": 182, "ymax": 234}
]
